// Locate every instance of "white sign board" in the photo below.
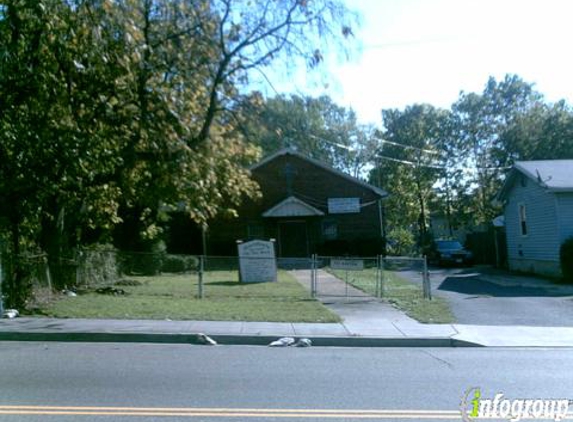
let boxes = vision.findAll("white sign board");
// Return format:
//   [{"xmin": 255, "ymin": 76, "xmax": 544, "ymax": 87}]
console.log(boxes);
[
  {"xmin": 328, "ymin": 198, "xmax": 360, "ymax": 214},
  {"xmin": 331, "ymin": 259, "xmax": 364, "ymax": 271},
  {"xmin": 238, "ymin": 240, "xmax": 277, "ymax": 283}
]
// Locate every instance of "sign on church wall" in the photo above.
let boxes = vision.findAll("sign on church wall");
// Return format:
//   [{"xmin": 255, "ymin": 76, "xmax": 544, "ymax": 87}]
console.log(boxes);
[{"xmin": 327, "ymin": 197, "xmax": 360, "ymax": 214}]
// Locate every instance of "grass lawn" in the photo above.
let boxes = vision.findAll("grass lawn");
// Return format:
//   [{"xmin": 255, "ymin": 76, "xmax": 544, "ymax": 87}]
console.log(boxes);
[
  {"xmin": 330, "ymin": 268, "xmax": 455, "ymax": 324},
  {"xmin": 40, "ymin": 271, "xmax": 340, "ymax": 323}
]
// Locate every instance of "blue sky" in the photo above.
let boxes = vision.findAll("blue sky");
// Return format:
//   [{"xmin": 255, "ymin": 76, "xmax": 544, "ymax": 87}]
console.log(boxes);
[{"xmin": 253, "ymin": 0, "xmax": 573, "ymax": 125}]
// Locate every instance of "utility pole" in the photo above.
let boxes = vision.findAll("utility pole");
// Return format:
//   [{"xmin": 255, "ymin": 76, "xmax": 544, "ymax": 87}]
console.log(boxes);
[
  {"xmin": 444, "ymin": 169, "xmax": 454, "ymax": 238},
  {"xmin": 376, "ymin": 142, "xmax": 388, "ymax": 253}
]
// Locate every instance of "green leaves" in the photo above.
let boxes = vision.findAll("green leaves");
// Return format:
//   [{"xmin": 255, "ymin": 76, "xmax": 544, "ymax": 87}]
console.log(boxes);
[
  {"xmin": 376, "ymin": 104, "xmax": 449, "ymax": 236},
  {"xmin": 1, "ymin": 0, "xmax": 356, "ymax": 261},
  {"xmin": 376, "ymin": 74, "xmax": 573, "ymax": 243}
]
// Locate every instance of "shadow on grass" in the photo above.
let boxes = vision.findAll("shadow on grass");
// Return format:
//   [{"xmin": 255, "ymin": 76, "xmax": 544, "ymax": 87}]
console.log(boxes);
[{"xmin": 205, "ymin": 281, "xmax": 240, "ymax": 287}]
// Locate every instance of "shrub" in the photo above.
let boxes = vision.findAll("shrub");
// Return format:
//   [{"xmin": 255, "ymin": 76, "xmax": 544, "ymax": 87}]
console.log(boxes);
[
  {"xmin": 560, "ymin": 237, "xmax": 573, "ymax": 282},
  {"xmin": 76, "ymin": 245, "xmax": 119, "ymax": 287},
  {"xmin": 118, "ymin": 242, "xmax": 166, "ymax": 276},
  {"xmin": 386, "ymin": 228, "xmax": 416, "ymax": 256},
  {"xmin": 161, "ymin": 255, "xmax": 199, "ymax": 273}
]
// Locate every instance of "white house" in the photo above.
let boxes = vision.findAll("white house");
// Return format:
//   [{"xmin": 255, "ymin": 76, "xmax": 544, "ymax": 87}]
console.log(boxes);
[{"xmin": 496, "ymin": 160, "xmax": 573, "ymax": 277}]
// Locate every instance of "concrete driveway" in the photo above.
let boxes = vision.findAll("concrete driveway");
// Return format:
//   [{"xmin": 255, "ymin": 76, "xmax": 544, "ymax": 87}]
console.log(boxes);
[{"xmin": 418, "ymin": 266, "xmax": 573, "ymax": 326}]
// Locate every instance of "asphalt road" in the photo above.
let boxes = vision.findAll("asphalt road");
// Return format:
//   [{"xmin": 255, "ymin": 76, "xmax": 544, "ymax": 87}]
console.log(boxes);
[
  {"xmin": 1, "ymin": 342, "xmax": 573, "ymax": 421},
  {"xmin": 400, "ymin": 266, "xmax": 573, "ymax": 326}
]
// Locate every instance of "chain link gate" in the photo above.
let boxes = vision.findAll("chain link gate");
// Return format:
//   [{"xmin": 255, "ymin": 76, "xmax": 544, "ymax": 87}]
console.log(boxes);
[
  {"xmin": 310, "ymin": 255, "xmax": 382, "ymax": 301},
  {"xmin": 310, "ymin": 255, "xmax": 431, "ymax": 301},
  {"xmin": 380, "ymin": 256, "xmax": 432, "ymax": 300}
]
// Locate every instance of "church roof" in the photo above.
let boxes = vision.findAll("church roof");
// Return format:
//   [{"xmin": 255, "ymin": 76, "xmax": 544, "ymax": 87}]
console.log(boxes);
[
  {"xmin": 262, "ymin": 196, "xmax": 325, "ymax": 218},
  {"xmin": 251, "ymin": 148, "xmax": 388, "ymax": 198}
]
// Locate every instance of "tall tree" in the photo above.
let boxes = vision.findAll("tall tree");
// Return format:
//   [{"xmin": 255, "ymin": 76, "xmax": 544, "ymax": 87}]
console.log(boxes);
[
  {"xmin": 374, "ymin": 104, "xmax": 449, "ymax": 242},
  {"xmin": 451, "ymin": 75, "xmax": 543, "ymax": 226},
  {"xmin": 0, "ymin": 0, "xmax": 357, "ymax": 305},
  {"xmin": 500, "ymin": 100, "xmax": 573, "ymax": 162},
  {"xmin": 239, "ymin": 94, "xmax": 374, "ymax": 176}
]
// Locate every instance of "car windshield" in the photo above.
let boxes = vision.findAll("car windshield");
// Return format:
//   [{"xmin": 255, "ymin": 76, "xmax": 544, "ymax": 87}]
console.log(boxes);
[{"xmin": 437, "ymin": 241, "xmax": 463, "ymax": 249}]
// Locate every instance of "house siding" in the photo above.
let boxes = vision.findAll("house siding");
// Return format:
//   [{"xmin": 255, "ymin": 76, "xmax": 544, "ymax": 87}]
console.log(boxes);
[{"xmin": 504, "ymin": 176, "xmax": 560, "ymax": 276}]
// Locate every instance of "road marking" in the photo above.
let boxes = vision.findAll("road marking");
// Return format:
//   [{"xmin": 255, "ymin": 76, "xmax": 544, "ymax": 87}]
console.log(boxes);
[
  {"xmin": 0, "ymin": 406, "xmax": 463, "ymax": 419},
  {"xmin": 0, "ymin": 406, "xmax": 460, "ymax": 413}
]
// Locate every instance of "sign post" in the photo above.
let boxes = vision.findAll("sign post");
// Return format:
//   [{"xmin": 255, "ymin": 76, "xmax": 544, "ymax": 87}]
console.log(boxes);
[
  {"xmin": 198, "ymin": 255, "xmax": 204, "ymax": 299},
  {"xmin": 423, "ymin": 256, "xmax": 432, "ymax": 300}
]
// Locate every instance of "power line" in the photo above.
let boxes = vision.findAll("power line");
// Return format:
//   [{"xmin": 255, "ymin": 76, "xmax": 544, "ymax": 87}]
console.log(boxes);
[
  {"xmin": 377, "ymin": 154, "xmax": 511, "ymax": 171},
  {"xmin": 378, "ymin": 138, "xmax": 442, "ymax": 155},
  {"xmin": 377, "ymin": 155, "xmax": 445, "ymax": 170},
  {"xmin": 363, "ymin": 36, "xmax": 469, "ymax": 50}
]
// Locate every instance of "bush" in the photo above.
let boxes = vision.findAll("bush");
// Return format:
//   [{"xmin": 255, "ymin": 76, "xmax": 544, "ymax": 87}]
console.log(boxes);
[
  {"xmin": 386, "ymin": 228, "xmax": 416, "ymax": 256},
  {"xmin": 119, "ymin": 252, "xmax": 164, "ymax": 276},
  {"xmin": 161, "ymin": 255, "xmax": 199, "ymax": 273},
  {"xmin": 118, "ymin": 242, "xmax": 166, "ymax": 276},
  {"xmin": 560, "ymin": 237, "xmax": 573, "ymax": 282},
  {"xmin": 76, "ymin": 245, "xmax": 119, "ymax": 287}
]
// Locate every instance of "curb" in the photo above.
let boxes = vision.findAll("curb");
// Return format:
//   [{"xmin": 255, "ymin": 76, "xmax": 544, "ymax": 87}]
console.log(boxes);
[{"xmin": 0, "ymin": 332, "xmax": 483, "ymax": 347}]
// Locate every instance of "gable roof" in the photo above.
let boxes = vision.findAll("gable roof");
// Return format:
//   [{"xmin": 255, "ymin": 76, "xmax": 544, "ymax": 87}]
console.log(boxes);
[
  {"xmin": 497, "ymin": 159, "xmax": 573, "ymax": 201},
  {"xmin": 251, "ymin": 148, "xmax": 388, "ymax": 198},
  {"xmin": 262, "ymin": 196, "xmax": 325, "ymax": 218}
]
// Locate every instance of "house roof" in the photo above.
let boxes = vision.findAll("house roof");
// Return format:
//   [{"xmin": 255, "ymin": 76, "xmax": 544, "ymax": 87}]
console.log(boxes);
[
  {"xmin": 251, "ymin": 148, "xmax": 388, "ymax": 198},
  {"xmin": 497, "ymin": 159, "xmax": 573, "ymax": 201},
  {"xmin": 262, "ymin": 196, "xmax": 325, "ymax": 218}
]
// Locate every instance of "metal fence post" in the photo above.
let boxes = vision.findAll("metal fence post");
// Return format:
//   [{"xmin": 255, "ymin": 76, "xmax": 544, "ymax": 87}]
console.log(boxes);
[
  {"xmin": 423, "ymin": 256, "xmax": 432, "ymax": 300},
  {"xmin": 0, "ymin": 252, "xmax": 4, "ymax": 316},
  {"xmin": 379, "ymin": 255, "xmax": 385, "ymax": 298},
  {"xmin": 375, "ymin": 255, "xmax": 381, "ymax": 299},
  {"xmin": 198, "ymin": 255, "xmax": 204, "ymax": 299},
  {"xmin": 311, "ymin": 254, "xmax": 317, "ymax": 298}
]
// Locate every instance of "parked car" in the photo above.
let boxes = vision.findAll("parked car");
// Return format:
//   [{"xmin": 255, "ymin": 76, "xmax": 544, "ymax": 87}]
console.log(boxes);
[{"xmin": 428, "ymin": 240, "xmax": 473, "ymax": 266}]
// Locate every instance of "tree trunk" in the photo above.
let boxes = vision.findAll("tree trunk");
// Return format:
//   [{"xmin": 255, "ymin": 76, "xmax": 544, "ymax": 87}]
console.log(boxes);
[{"xmin": 5, "ymin": 218, "xmax": 26, "ymax": 309}]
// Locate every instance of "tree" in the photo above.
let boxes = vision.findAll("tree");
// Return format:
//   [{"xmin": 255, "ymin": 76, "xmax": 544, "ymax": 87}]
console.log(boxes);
[
  {"xmin": 103, "ymin": 0, "xmax": 357, "ymax": 248},
  {"xmin": 374, "ymin": 105, "xmax": 449, "ymax": 243},
  {"xmin": 451, "ymin": 75, "xmax": 543, "ymax": 226},
  {"xmin": 239, "ymin": 94, "xmax": 368, "ymax": 173},
  {"xmin": 238, "ymin": 93, "xmax": 380, "ymax": 179},
  {"xmin": 500, "ymin": 100, "xmax": 573, "ymax": 162},
  {"xmin": 0, "ymin": 0, "xmax": 358, "ymax": 306},
  {"xmin": 194, "ymin": 0, "xmax": 356, "ymax": 143}
]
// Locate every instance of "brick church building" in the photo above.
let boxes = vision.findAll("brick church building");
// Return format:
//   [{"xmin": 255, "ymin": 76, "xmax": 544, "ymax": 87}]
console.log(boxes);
[{"xmin": 200, "ymin": 149, "xmax": 388, "ymax": 257}]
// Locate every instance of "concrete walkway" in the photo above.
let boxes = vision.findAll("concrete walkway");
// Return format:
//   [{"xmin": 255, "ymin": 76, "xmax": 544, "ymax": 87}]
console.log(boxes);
[{"xmin": 291, "ymin": 269, "xmax": 444, "ymax": 337}]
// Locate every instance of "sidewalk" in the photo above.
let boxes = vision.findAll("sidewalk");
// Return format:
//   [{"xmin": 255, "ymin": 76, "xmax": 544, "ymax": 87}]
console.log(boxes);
[{"xmin": 3, "ymin": 317, "xmax": 573, "ymax": 347}]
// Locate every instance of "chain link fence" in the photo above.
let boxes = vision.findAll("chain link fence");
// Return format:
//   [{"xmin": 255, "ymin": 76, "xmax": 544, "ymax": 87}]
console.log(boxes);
[
  {"xmin": 1, "ymin": 247, "xmax": 432, "ymax": 312},
  {"xmin": 310, "ymin": 255, "xmax": 431, "ymax": 301},
  {"xmin": 381, "ymin": 256, "xmax": 431, "ymax": 300},
  {"xmin": 313, "ymin": 256, "xmax": 381, "ymax": 299},
  {"xmin": 0, "ymin": 253, "xmax": 53, "ymax": 311}
]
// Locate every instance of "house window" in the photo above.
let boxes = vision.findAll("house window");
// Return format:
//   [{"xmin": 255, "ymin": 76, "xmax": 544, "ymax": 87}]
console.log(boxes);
[
  {"xmin": 322, "ymin": 220, "xmax": 338, "ymax": 240},
  {"xmin": 518, "ymin": 204, "xmax": 527, "ymax": 236}
]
